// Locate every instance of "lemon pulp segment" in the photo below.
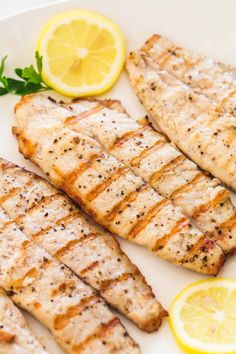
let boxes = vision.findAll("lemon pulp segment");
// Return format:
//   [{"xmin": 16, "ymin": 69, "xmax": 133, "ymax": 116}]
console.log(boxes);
[
  {"xmin": 37, "ymin": 10, "xmax": 126, "ymax": 97},
  {"xmin": 170, "ymin": 279, "xmax": 236, "ymax": 354}
]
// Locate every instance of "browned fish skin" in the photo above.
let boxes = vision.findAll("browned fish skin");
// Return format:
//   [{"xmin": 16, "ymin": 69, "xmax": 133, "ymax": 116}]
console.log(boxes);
[
  {"xmin": 0, "ymin": 289, "xmax": 48, "ymax": 353},
  {"xmin": 127, "ymin": 35, "xmax": 236, "ymax": 191},
  {"xmin": 0, "ymin": 158, "xmax": 166, "ymax": 333},
  {"xmin": 0, "ymin": 207, "xmax": 139, "ymax": 354},
  {"xmin": 13, "ymin": 94, "xmax": 226, "ymax": 275},
  {"xmin": 61, "ymin": 97, "xmax": 236, "ymax": 256}
]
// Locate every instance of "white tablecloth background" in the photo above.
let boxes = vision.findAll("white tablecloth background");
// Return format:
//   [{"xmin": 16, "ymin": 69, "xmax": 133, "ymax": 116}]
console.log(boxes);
[{"xmin": 0, "ymin": 0, "xmax": 61, "ymax": 19}]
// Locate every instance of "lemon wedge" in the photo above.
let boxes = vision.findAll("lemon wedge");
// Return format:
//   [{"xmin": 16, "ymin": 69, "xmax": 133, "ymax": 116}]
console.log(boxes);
[
  {"xmin": 170, "ymin": 278, "xmax": 236, "ymax": 354},
  {"xmin": 37, "ymin": 10, "xmax": 126, "ymax": 97}
]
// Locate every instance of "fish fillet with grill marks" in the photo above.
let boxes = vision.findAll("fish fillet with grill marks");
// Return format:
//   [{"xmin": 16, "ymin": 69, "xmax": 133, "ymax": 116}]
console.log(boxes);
[
  {"xmin": 54, "ymin": 97, "xmax": 236, "ymax": 256},
  {"xmin": 0, "ymin": 207, "xmax": 139, "ymax": 354},
  {"xmin": 142, "ymin": 34, "xmax": 236, "ymax": 118},
  {"xmin": 126, "ymin": 40, "xmax": 236, "ymax": 190},
  {"xmin": 0, "ymin": 158, "xmax": 166, "ymax": 333},
  {"xmin": 13, "ymin": 94, "xmax": 225, "ymax": 275},
  {"xmin": 0, "ymin": 289, "xmax": 47, "ymax": 354}
]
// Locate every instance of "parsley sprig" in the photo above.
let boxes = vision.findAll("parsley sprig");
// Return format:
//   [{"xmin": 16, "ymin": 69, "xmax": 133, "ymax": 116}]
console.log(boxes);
[{"xmin": 0, "ymin": 52, "xmax": 51, "ymax": 96}]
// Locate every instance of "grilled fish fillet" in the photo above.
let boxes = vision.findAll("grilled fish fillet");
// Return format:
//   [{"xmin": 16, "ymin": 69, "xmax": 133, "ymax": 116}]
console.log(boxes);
[
  {"xmin": 0, "ymin": 206, "xmax": 138, "ymax": 354},
  {"xmin": 0, "ymin": 158, "xmax": 166, "ymax": 333},
  {"xmin": 0, "ymin": 289, "xmax": 47, "ymax": 354},
  {"xmin": 142, "ymin": 34, "xmax": 236, "ymax": 117},
  {"xmin": 13, "ymin": 94, "xmax": 225, "ymax": 275},
  {"xmin": 58, "ymin": 97, "xmax": 236, "ymax": 256},
  {"xmin": 126, "ymin": 42, "xmax": 236, "ymax": 190}
]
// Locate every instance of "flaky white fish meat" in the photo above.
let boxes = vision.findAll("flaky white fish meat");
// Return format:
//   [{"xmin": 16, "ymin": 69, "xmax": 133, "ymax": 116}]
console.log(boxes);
[
  {"xmin": 0, "ymin": 158, "xmax": 166, "ymax": 333},
  {"xmin": 126, "ymin": 39, "xmax": 236, "ymax": 190},
  {"xmin": 0, "ymin": 289, "xmax": 47, "ymax": 354},
  {"xmin": 57, "ymin": 97, "xmax": 236, "ymax": 256},
  {"xmin": 13, "ymin": 94, "xmax": 225, "ymax": 275},
  {"xmin": 0, "ymin": 206, "xmax": 139, "ymax": 354},
  {"xmin": 142, "ymin": 34, "xmax": 236, "ymax": 117}
]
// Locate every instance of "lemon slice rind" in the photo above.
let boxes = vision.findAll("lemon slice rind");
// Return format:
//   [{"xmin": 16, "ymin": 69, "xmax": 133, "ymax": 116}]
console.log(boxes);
[
  {"xmin": 170, "ymin": 278, "xmax": 236, "ymax": 354},
  {"xmin": 37, "ymin": 10, "xmax": 126, "ymax": 97}
]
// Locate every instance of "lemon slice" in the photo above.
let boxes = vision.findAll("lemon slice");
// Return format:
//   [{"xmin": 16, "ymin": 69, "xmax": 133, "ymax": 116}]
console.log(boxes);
[
  {"xmin": 37, "ymin": 10, "xmax": 126, "ymax": 97},
  {"xmin": 170, "ymin": 278, "xmax": 236, "ymax": 354}
]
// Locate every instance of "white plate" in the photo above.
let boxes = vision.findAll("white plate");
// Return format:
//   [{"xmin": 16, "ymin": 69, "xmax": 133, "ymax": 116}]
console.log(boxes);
[{"xmin": 0, "ymin": 0, "xmax": 236, "ymax": 353}]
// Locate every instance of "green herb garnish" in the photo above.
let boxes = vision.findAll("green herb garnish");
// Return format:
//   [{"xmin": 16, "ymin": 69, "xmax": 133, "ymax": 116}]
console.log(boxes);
[{"xmin": 0, "ymin": 52, "xmax": 51, "ymax": 96}]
